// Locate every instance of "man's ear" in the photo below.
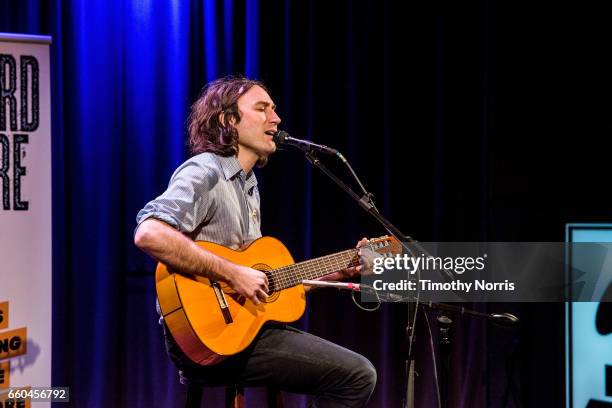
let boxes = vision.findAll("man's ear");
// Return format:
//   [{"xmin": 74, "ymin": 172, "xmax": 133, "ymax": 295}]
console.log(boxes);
[{"xmin": 218, "ymin": 111, "xmax": 237, "ymax": 127}]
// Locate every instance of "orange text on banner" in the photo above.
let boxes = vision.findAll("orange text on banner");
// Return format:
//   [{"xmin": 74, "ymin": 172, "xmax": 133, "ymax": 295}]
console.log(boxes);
[
  {"xmin": 0, "ymin": 387, "xmax": 31, "ymax": 408},
  {"xmin": 0, "ymin": 328, "xmax": 26, "ymax": 361},
  {"xmin": 0, "ymin": 361, "xmax": 8, "ymax": 389},
  {"xmin": 0, "ymin": 303, "xmax": 7, "ymax": 330}
]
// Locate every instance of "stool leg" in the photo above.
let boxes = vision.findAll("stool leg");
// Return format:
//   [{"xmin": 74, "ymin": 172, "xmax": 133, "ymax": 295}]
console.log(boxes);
[
  {"xmin": 267, "ymin": 388, "xmax": 284, "ymax": 408},
  {"xmin": 225, "ymin": 386, "xmax": 244, "ymax": 408},
  {"xmin": 185, "ymin": 385, "xmax": 203, "ymax": 408}
]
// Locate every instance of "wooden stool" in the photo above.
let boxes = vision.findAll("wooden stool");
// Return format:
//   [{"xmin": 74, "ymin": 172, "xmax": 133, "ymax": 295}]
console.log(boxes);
[{"xmin": 185, "ymin": 384, "xmax": 284, "ymax": 408}]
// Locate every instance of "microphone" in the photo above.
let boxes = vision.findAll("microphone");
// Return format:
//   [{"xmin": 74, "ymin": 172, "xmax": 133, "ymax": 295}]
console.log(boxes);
[
  {"xmin": 302, "ymin": 280, "xmax": 362, "ymax": 291},
  {"xmin": 489, "ymin": 313, "xmax": 520, "ymax": 327},
  {"xmin": 273, "ymin": 130, "xmax": 338, "ymax": 155}
]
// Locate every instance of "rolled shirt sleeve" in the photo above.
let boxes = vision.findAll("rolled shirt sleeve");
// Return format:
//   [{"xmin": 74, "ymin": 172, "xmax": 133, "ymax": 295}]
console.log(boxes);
[{"xmin": 136, "ymin": 157, "xmax": 219, "ymax": 234}]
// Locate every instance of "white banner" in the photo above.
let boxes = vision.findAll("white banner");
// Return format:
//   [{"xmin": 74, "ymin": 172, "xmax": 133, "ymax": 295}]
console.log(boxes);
[{"xmin": 0, "ymin": 33, "xmax": 52, "ymax": 408}]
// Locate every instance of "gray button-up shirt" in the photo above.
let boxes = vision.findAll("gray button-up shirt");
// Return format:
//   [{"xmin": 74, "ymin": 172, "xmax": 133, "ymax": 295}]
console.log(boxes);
[{"xmin": 136, "ymin": 152, "xmax": 262, "ymax": 249}]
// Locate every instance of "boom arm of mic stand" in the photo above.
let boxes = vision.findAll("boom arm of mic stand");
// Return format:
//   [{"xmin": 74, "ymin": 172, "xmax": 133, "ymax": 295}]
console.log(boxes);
[
  {"xmin": 303, "ymin": 152, "xmax": 455, "ymax": 280},
  {"xmin": 303, "ymin": 151, "xmax": 412, "ymax": 244}
]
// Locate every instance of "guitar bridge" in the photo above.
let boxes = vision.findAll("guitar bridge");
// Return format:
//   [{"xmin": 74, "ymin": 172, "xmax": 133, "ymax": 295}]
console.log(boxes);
[{"xmin": 211, "ymin": 281, "xmax": 233, "ymax": 324}]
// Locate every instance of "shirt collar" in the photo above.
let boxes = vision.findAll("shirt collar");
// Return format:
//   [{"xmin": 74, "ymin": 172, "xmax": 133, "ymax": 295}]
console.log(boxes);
[{"xmin": 216, "ymin": 155, "xmax": 258, "ymax": 190}]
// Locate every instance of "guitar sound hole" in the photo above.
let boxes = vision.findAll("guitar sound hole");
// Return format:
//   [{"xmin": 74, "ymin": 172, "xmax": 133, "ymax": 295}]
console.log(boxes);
[{"xmin": 252, "ymin": 264, "xmax": 280, "ymax": 302}]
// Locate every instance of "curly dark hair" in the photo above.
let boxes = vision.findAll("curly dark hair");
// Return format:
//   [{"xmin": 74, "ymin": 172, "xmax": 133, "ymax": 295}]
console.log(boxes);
[{"xmin": 187, "ymin": 76, "xmax": 270, "ymax": 166}]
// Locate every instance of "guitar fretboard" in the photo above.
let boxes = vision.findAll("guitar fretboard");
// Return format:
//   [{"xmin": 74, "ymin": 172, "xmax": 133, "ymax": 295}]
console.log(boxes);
[{"xmin": 268, "ymin": 249, "xmax": 361, "ymax": 291}]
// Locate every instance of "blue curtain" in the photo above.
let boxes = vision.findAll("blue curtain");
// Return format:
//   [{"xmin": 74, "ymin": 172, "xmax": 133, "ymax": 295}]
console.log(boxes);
[{"xmin": 5, "ymin": 0, "xmax": 602, "ymax": 407}]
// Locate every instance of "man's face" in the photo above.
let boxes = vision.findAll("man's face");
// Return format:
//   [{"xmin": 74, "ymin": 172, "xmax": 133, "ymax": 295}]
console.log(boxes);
[{"xmin": 233, "ymin": 85, "xmax": 281, "ymax": 161}]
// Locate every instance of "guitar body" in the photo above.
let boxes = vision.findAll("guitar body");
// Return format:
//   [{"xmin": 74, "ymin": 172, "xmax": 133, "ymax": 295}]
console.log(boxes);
[{"xmin": 155, "ymin": 236, "xmax": 306, "ymax": 366}]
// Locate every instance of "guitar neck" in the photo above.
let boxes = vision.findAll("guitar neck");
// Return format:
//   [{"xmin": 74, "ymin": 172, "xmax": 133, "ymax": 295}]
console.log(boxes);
[{"xmin": 270, "ymin": 248, "xmax": 360, "ymax": 291}]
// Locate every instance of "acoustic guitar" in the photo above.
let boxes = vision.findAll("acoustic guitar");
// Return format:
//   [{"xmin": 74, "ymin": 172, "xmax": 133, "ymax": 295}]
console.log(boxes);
[{"xmin": 156, "ymin": 235, "xmax": 401, "ymax": 365}]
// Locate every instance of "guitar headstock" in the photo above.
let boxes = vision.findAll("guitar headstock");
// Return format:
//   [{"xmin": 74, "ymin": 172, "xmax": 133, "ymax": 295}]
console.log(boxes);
[{"xmin": 367, "ymin": 235, "xmax": 403, "ymax": 258}]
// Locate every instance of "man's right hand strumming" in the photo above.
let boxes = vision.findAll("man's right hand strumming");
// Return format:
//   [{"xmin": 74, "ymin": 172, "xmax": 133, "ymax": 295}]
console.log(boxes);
[
  {"xmin": 228, "ymin": 264, "xmax": 269, "ymax": 306},
  {"xmin": 135, "ymin": 219, "xmax": 268, "ymax": 306}
]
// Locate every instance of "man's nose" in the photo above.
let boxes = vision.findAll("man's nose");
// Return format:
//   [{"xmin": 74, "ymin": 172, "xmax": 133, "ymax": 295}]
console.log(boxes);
[{"xmin": 269, "ymin": 110, "xmax": 281, "ymax": 125}]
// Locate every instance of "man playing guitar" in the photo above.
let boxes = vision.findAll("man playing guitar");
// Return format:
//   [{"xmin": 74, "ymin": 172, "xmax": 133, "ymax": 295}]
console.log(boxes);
[{"xmin": 134, "ymin": 76, "xmax": 377, "ymax": 407}]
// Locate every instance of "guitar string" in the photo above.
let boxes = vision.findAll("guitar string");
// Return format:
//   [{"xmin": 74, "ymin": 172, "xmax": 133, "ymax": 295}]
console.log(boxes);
[
  {"xmin": 267, "ymin": 240, "xmax": 395, "ymax": 291},
  {"xmin": 269, "ymin": 249, "xmax": 361, "ymax": 291},
  {"xmin": 293, "ymin": 239, "xmax": 393, "ymax": 286},
  {"xmin": 270, "ymin": 242, "xmax": 386, "ymax": 291},
  {"xmin": 271, "ymin": 251, "xmax": 354, "ymax": 290}
]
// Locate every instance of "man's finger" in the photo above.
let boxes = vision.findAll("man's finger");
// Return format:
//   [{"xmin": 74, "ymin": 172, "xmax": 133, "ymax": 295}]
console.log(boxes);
[{"xmin": 257, "ymin": 289, "xmax": 268, "ymax": 302}]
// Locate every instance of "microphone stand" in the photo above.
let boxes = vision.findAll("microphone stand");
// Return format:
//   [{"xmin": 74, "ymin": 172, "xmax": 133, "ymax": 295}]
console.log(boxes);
[
  {"xmin": 302, "ymin": 150, "xmax": 518, "ymax": 408},
  {"xmin": 303, "ymin": 150, "xmax": 420, "ymax": 408}
]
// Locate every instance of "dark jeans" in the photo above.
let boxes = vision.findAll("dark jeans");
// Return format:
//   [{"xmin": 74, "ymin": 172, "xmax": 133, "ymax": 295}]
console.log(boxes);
[{"xmin": 164, "ymin": 323, "xmax": 377, "ymax": 408}]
